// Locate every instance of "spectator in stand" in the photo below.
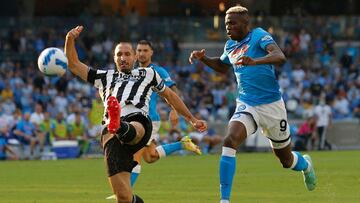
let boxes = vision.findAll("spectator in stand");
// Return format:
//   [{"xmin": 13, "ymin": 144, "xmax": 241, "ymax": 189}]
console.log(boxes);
[
  {"xmin": 333, "ymin": 94, "xmax": 350, "ymax": 119},
  {"xmin": 294, "ymin": 115, "xmax": 317, "ymax": 151},
  {"xmin": 39, "ymin": 112, "xmax": 52, "ymax": 145},
  {"xmin": 88, "ymin": 91, "xmax": 104, "ymax": 138},
  {"xmin": 30, "ymin": 103, "xmax": 44, "ymax": 128},
  {"xmin": 51, "ymin": 112, "xmax": 68, "ymax": 141},
  {"xmin": 314, "ymin": 99, "xmax": 333, "ymax": 150},
  {"xmin": 0, "ymin": 125, "xmax": 19, "ymax": 160},
  {"xmin": 68, "ymin": 112, "xmax": 89, "ymax": 155},
  {"xmin": 13, "ymin": 112, "xmax": 45, "ymax": 158}
]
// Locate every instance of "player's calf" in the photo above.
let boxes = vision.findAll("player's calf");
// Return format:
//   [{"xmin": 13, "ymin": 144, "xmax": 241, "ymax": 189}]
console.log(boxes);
[{"xmin": 279, "ymin": 156, "xmax": 293, "ymax": 168}]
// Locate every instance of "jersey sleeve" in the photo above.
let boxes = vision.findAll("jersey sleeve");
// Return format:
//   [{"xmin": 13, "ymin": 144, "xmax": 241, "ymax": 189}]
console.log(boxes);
[
  {"xmin": 258, "ymin": 30, "xmax": 276, "ymax": 51},
  {"xmin": 157, "ymin": 67, "xmax": 176, "ymax": 88},
  {"xmin": 87, "ymin": 67, "xmax": 108, "ymax": 89},
  {"xmin": 151, "ymin": 69, "xmax": 166, "ymax": 93},
  {"xmin": 220, "ymin": 41, "xmax": 232, "ymax": 66}
]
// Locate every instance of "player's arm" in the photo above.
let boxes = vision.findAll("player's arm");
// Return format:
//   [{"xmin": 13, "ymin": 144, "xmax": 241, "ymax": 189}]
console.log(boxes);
[
  {"xmin": 64, "ymin": 25, "xmax": 89, "ymax": 81},
  {"xmin": 158, "ymin": 87, "xmax": 207, "ymax": 132},
  {"xmin": 168, "ymin": 85, "xmax": 180, "ymax": 126},
  {"xmin": 189, "ymin": 49, "xmax": 230, "ymax": 74},
  {"xmin": 157, "ymin": 68, "xmax": 181, "ymax": 126},
  {"xmin": 240, "ymin": 43, "xmax": 286, "ymax": 66}
]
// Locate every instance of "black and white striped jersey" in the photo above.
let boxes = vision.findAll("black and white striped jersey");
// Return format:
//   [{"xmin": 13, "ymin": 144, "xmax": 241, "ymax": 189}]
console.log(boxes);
[{"xmin": 87, "ymin": 67, "xmax": 166, "ymax": 124}]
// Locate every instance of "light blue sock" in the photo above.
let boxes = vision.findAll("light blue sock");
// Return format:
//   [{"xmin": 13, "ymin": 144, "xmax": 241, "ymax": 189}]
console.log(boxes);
[
  {"xmin": 130, "ymin": 165, "xmax": 141, "ymax": 187},
  {"xmin": 220, "ymin": 147, "xmax": 236, "ymax": 201},
  {"xmin": 291, "ymin": 151, "xmax": 309, "ymax": 171},
  {"xmin": 158, "ymin": 142, "xmax": 182, "ymax": 157}
]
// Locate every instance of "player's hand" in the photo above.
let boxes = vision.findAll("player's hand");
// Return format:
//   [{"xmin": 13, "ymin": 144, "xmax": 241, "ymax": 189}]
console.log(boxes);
[
  {"xmin": 189, "ymin": 49, "xmax": 206, "ymax": 64},
  {"xmin": 238, "ymin": 55, "xmax": 257, "ymax": 65},
  {"xmin": 66, "ymin": 25, "xmax": 84, "ymax": 40},
  {"xmin": 169, "ymin": 110, "xmax": 179, "ymax": 127},
  {"xmin": 191, "ymin": 119, "xmax": 208, "ymax": 132}
]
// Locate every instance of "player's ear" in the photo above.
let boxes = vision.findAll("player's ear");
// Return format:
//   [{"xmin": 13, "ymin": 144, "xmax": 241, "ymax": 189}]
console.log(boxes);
[{"xmin": 134, "ymin": 51, "xmax": 138, "ymax": 60}]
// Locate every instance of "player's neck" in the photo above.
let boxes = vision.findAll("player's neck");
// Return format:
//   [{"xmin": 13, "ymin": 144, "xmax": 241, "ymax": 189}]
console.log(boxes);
[
  {"xmin": 238, "ymin": 30, "xmax": 250, "ymax": 41},
  {"xmin": 140, "ymin": 61, "xmax": 151, "ymax": 67}
]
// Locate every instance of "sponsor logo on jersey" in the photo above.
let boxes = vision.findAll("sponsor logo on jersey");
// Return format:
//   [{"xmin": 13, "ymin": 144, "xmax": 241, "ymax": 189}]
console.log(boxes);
[{"xmin": 229, "ymin": 45, "xmax": 250, "ymax": 65}]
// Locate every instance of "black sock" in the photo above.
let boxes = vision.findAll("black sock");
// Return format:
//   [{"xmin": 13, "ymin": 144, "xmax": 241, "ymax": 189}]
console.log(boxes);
[
  {"xmin": 132, "ymin": 194, "xmax": 144, "ymax": 203},
  {"xmin": 115, "ymin": 121, "xmax": 136, "ymax": 143}
]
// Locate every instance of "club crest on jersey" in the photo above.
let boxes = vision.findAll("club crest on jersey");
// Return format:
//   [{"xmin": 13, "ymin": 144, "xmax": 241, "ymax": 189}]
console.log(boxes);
[
  {"xmin": 229, "ymin": 45, "xmax": 250, "ymax": 65},
  {"xmin": 237, "ymin": 104, "xmax": 246, "ymax": 111}
]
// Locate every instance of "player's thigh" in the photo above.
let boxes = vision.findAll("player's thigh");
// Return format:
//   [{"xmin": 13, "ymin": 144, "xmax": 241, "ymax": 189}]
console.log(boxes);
[
  {"xmin": 226, "ymin": 102, "xmax": 258, "ymax": 148},
  {"xmin": 109, "ymin": 172, "xmax": 132, "ymax": 202},
  {"xmin": 229, "ymin": 101, "xmax": 259, "ymax": 137}
]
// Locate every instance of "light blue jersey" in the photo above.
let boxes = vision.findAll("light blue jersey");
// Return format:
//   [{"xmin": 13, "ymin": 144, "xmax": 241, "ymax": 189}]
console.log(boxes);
[
  {"xmin": 148, "ymin": 63, "xmax": 176, "ymax": 121},
  {"xmin": 220, "ymin": 27, "xmax": 281, "ymax": 106}
]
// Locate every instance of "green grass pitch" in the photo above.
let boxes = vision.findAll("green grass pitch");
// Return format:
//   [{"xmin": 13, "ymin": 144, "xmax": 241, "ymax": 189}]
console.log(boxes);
[{"xmin": 0, "ymin": 151, "xmax": 359, "ymax": 203}]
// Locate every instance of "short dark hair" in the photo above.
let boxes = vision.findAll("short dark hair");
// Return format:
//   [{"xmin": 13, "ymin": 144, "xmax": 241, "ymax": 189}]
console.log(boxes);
[{"xmin": 137, "ymin": 40, "xmax": 153, "ymax": 50}]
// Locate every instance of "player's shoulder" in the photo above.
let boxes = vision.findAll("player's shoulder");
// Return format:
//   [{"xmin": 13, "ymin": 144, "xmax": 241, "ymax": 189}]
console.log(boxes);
[
  {"xmin": 149, "ymin": 63, "xmax": 166, "ymax": 72},
  {"xmin": 252, "ymin": 27, "xmax": 270, "ymax": 35},
  {"xmin": 149, "ymin": 64, "xmax": 170, "ymax": 76},
  {"xmin": 252, "ymin": 27, "xmax": 273, "ymax": 40},
  {"xmin": 253, "ymin": 27, "xmax": 268, "ymax": 33}
]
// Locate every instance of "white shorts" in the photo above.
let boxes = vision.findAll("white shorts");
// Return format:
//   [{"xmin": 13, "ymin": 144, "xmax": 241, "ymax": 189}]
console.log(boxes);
[
  {"xmin": 146, "ymin": 121, "xmax": 160, "ymax": 146},
  {"xmin": 230, "ymin": 99, "xmax": 291, "ymax": 149}
]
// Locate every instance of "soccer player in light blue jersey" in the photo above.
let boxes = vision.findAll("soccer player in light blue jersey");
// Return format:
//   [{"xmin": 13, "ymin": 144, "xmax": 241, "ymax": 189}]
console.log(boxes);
[
  {"xmin": 189, "ymin": 6, "xmax": 317, "ymax": 203},
  {"xmin": 131, "ymin": 40, "xmax": 201, "ymax": 186}
]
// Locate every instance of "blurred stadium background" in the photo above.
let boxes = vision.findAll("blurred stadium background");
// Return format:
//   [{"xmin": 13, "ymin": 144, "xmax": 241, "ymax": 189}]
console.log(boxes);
[{"xmin": 0, "ymin": 0, "xmax": 360, "ymax": 202}]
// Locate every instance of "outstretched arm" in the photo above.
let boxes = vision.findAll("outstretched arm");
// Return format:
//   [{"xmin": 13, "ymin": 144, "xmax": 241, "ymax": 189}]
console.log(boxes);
[
  {"xmin": 189, "ymin": 49, "xmax": 230, "ymax": 74},
  {"xmin": 159, "ymin": 87, "xmax": 207, "ymax": 132},
  {"xmin": 239, "ymin": 43, "xmax": 286, "ymax": 66},
  {"xmin": 168, "ymin": 85, "xmax": 180, "ymax": 127},
  {"xmin": 64, "ymin": 25, "xmax": 89, "ymax": 81}
]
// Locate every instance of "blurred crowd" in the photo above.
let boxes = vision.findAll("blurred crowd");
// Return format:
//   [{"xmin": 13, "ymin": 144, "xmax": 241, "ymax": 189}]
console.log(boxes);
[{"xmin": 1, "ymin": 15, "xmax": 360, "ymax": 159}]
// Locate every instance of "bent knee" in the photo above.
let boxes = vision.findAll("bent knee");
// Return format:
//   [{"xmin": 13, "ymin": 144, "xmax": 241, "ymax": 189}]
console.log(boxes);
[
  {"xmin": 144, "ymin": 153, "xmax": 159, "ymax": 164},
  {"xmin": 223, "ymin": 133, "xmax": 244, "ymax": 148},
  {"xmin": 143, "ymin": 152, "xmax": 159, "ymax": 163}
]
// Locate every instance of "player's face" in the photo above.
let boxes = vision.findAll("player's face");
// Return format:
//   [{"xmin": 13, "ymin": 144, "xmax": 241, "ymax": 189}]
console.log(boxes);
[
  {"xmin": 114, "ymin": 43, "xmax": 136, "ymax": 73},
  {"xmin": 136, "ymin": 44, "xmax": 153, "ymax": 65},
  {"xmin": 225, "ymin": 13, "xmax": 249, "ymax": 41}
]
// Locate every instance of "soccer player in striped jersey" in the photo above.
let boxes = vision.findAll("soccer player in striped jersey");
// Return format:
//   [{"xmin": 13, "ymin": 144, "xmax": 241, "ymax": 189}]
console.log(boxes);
[
  {"xmin": 106, "ymin": 40, "xmax": 202, "ymax": 200},
  {"xmin": 189, "ymin": 6, "xmax": 317, "ymax": 203},
  {"xmin": 65, "ymin": 26, "xmax": 207, "ymax": 203}
]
